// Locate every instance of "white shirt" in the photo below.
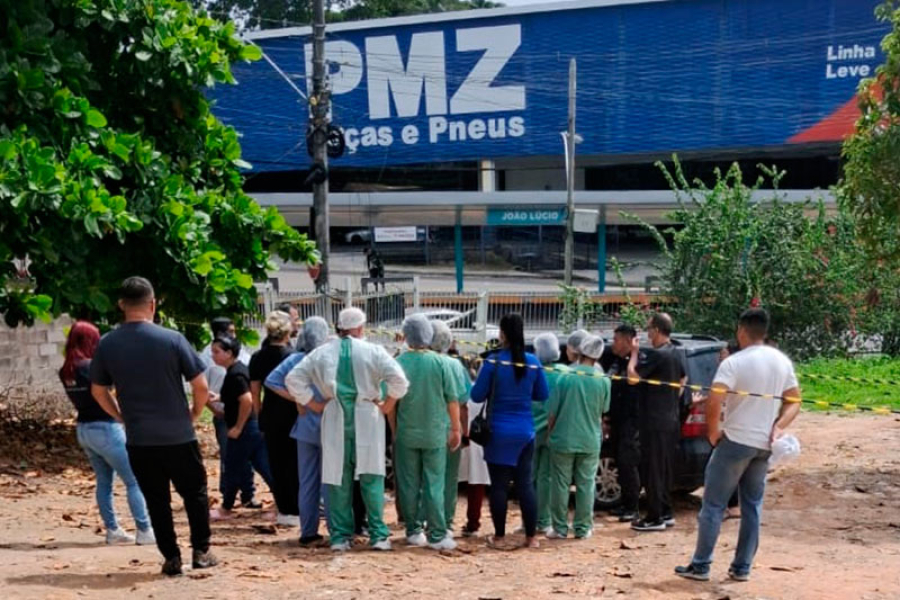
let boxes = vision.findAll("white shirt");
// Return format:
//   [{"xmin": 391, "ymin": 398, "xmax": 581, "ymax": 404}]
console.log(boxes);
[
  {"xmin": 284, "ymin": 337, "xmax": 409, "ymax": 485},
  {"xmin": 713, "ymin": 345, "xmax": 798, "ymax": 451}
]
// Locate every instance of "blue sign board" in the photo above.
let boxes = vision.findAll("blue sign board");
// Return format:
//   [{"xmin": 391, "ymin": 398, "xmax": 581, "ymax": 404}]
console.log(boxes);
[
  {"xmin": 210, "ymin": 0, "xmax": 888, "ymax": 170},
  {"xmin": 486, "ymin": 207, "xmax": 567, "ymax": 226}
]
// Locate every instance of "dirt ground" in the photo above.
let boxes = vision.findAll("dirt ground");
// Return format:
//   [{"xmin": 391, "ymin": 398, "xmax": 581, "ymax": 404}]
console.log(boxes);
[{"xmin": 1, "ymin": 412, "xmax": 899, "ymax": 600}]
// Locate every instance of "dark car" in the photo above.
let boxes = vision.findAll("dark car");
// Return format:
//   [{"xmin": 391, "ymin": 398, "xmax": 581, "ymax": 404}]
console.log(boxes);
[{"xmin": 593, "ymin": 334, "xmax": 725, "ymax": 509}]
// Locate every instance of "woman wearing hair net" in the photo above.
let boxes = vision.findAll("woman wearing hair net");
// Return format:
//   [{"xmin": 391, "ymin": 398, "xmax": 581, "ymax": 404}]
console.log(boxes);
[
  {"xmin": 429, "ymin": 320, "xmax": 472, "ymax": 534},
  {"xmin": 390, "ymin": 314, "xmax": 461, "ymax": 551},
  {"xmin": 285, "ymin": 308, "xmax": 409, "ymax": 552},
  {"xmin": 547, "ymin": 334, "xmax": 610, "ymax": 540},
  {"xmin": 566, "ymin": 329, "xmax": 589, "ymax": 364},
  {"xmin": 264, "ymin": 316, "xmax": 332, "ymax": 546},
  {"xmin": 531, "ymin": 332, "xmax": 569, "ymax": 536}
]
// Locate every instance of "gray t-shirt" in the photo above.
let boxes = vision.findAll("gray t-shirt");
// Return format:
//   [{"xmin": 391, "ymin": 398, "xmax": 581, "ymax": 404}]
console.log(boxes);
[{"xmin": 91, "ymin": 322, "xmax": 206, "ymax": 446}]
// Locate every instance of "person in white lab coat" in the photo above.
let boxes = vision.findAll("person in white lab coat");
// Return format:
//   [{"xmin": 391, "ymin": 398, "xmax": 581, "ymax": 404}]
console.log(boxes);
[{"xmin": 285, "ymin": 308, "xmax": 409, "ymax": 552}]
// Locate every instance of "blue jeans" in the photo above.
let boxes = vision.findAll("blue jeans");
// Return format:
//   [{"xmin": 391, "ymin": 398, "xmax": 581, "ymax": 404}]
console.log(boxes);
[
  {"xmin": 690, "ymin": 436, "xmax": 771, "ymax": 576},
  {"xmin": 214, "ymin": 415, "xmax": 255, "ymax": 503},
  {"xmin": 296, "ymin": 440, "xmax": 329, "ymax": 539},
  {"xmin": 76, "ymin": 421, "xmax": 151, "ymax": 532},
  {"xmin": 222, "ymin": 419, "xmax": 273, "ymax": 510}
]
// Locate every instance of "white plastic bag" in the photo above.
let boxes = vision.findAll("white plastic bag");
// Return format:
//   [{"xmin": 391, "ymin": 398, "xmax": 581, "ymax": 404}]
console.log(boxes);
[{"xmin": 769, "ymin": 434, "xmax": 801, "ymax": 467}]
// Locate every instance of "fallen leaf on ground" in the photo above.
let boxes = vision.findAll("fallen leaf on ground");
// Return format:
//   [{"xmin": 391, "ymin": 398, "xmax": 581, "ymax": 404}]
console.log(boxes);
[
  {"xmin": 551, "ymin": 572, "xmax": 575, "ymax": 578},
  {"xmin": 619, "ymin": 540, "xmax": 640, "ymax": 550},
  {"xmin": 770, "ymin": 565, "xmax": 799, "ymax": 572},
  {"xmin": 251, "ymin": 524, "xmax": 277, "ymax": 535}
]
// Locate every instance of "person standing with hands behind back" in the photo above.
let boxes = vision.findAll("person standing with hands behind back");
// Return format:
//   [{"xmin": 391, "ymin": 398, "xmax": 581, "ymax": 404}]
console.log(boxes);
[
  {"xmin": 90, "ymin": 277, "xmax": 215, "ymax": 577},
  {"xmin": 628, "ymin": 313, "xmax": 686, "ymax": 532},
  {"xmin": 676, "ymin": 308, "xmax": 800, "ymax": 582}
]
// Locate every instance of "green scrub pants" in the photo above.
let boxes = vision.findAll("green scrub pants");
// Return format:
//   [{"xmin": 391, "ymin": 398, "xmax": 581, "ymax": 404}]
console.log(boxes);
[
  {"xmin": 444, "ymin": 447, "xmax": 461, "ymax": 530},
  {"xmin": 396, "ymin": 441, "xmax": 447, "ymax": 543},
  {"xmin": 326, "ymin": 437, "xmax": 390, "ymax": 546},
  {"xmin": 534, "ymin": 443, "xmax": 552, "ymax": 530},
  {"xmin": 550, "ymin": 450, "xmax": 599, "ymax": 538}
]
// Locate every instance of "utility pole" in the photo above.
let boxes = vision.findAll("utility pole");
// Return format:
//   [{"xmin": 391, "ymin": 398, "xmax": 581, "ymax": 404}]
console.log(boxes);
[
  {"xmin": 311, "ymin": 0, "xmax": 330, "ymax": 291},
  {"xmin": 563, "ymin": 58, "xmax": 577, "ymax": 286}
]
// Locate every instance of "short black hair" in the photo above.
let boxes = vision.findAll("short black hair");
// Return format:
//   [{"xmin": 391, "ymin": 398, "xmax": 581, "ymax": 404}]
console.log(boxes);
[
  {"xmin": 210, "ymin": 317, "xmax": 233, "ymax": 337},
  {"xmin": 119, "ymin": 277, "xmax": 154, "ymax": 307},
  {"xmin": 614, "ymin": 324, "xmax": 637, "ymax": 338},
  {"xmin": 649, "ymin": 312, "xmax": 673, "ymax": 336},
  {"xmin": 739, "ymin": 308, "xmax": 769, "ymax": 340},
  {"xmin": 212, "ymin": 335, "xmax": 242, "ymax": 358},
  {"xmin": 275, "ymin": 302, "xmax": 294, "ymax": 314}
]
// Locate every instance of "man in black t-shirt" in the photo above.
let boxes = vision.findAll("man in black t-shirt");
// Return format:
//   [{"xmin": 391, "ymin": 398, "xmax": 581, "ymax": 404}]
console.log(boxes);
[
  {"xmin": 599, "ymin": 324, "xmax": 641, "ymax": 521},
  {"xmin": 90, "ymin": 277, "xmax": 216, "ymax": 576},
  {"xmin": 627, "ymin": 313, "xmax": 687, "ymax": 532}
]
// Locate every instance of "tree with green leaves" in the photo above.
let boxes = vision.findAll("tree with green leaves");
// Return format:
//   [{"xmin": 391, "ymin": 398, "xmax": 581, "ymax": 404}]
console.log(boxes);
[
  {"xmin": 0, "ymin": 0, "xmax": 317, "ymax": 342},
  {"xmin": 841, "ymin": 0, "xmax": 900, "ymax": 262}
]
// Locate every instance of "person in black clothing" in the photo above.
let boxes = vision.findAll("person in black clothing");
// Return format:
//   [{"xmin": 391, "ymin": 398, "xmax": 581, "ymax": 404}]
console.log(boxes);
[
  {"xmin": 250, "ymin": 311, "xmax": 299, "ymax": 526},
  {"xmin": 627, "ymin": 313, "xmax": 687, "ymax": 532},
  {"xmin": 90, "ymin": 277, "xmax": 215, "ymax": 576},
  {"xmin": 600, "ymin": 323, "xmax": 641, "ymax": 523},
  {"xmin": 210, "ymin": 336, "xmax": 274, "ymax": 521}
]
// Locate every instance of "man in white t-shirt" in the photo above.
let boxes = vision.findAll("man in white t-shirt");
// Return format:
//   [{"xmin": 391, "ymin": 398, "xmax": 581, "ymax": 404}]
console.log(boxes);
[{"xmin": 676, "ymin": 308, "xmax": 801, "ymax": 583}]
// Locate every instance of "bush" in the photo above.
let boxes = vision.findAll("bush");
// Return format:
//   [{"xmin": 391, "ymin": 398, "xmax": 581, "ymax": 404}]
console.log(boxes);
[{"xmin": 630, "ymin": 159, "xmax": 882, "ymax": 360}]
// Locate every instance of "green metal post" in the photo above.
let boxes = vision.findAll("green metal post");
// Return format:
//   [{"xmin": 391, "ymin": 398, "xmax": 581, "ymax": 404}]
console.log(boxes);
[
  {"xmin": 598, "ymin": 206, "xmax": 607, "ymax": 293},
  {"xmin": 455, "ymin": 208, "xmax": 464, "ymax": 293}
]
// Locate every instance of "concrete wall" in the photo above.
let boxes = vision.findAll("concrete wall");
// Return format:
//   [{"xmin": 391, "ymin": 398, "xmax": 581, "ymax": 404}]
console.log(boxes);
[{"xmin": 0, "ymin": 317, "xmax": 71, "ymax": 393}]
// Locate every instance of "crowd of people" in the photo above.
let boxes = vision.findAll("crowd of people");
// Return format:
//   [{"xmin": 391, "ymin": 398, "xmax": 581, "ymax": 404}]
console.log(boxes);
[{"xmin": 60, "ymin": 276, "xmax": 801, "ymax": 582}]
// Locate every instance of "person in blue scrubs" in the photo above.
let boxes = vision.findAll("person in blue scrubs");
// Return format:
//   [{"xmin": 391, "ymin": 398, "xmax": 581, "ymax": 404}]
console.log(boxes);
[
  {"xmin": 264, "ymin": 316, "xmax": 331, "ymax": 546},
  {"xmin": 470, "ymin": 313, "xmax": 549, "ymax": 549}
]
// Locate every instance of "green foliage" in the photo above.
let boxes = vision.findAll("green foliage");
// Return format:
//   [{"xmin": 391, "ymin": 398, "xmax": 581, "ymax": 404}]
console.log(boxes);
[
  {"xmin": 0, "ymin": 0, "xmax": 317, "ymax": 338},
  {"xmin": 841, "ymin": 1, "xmax": 900, "ymax": 263},
  {"xmin": 631, "ymin": 158, "xmax": 893, "ymax": 360},
  {"xmin": 797, "ymin": 357, "xmax": 900, "ymax": 412},
  {"xmin": 556, "ymin": 260, "xmax": 651, "ymax": 333}
]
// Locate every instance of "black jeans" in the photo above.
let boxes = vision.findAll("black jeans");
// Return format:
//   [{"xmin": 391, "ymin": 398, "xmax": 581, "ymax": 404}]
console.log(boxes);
[
  {"xmin": 264, "ymin": 430, "xmax": 299, "ymax": 516},
  {"xmin": 128, "ymin": 441, "xmax": 211, "ymax": 561},
  {"xmin": 487, "ymin": 439, "xmax": 537, "ymax": 538},
  {"xmin": 612, "ymin": 417, "xmax": 641, "ymax": 513},
  {"xmin": 640, "ymin": 428, "xmax": 678, "ymax": 522}
]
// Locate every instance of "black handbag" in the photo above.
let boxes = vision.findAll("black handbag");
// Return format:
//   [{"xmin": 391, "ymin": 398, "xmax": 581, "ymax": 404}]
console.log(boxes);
[{"xmin": 468, "ymin": 363, "xmax": 497, "ymax": 447}]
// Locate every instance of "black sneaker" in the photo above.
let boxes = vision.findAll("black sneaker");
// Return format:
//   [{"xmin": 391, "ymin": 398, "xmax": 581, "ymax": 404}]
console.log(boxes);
[
  {"xmin": 663, "ymin": 515, "xmax": 676, "ymax": 528},
  {"xmin": 618, "ymin": 511, "xmax": 639, "ymax": 523},
  {"xmin": 675, "ymin": 564, "xmax": 710, "ymax": 581},
  {"xmin": 299, "ymin": 534, "xmax": 325, "ymax": 547},
  {"xmin": 192, "ymin": 549, "xmax": 218, "ymax": 569},
  {"xmin": 728, "ymin": 569, "xmax": 750, "ymax": 582},
  {"xmin": 161, "ymin": 556, "xmax": 183, "ymax": 577},
  {"xmin": 631, "ymin": 518, "xmax": 667, "ymax": 532}
]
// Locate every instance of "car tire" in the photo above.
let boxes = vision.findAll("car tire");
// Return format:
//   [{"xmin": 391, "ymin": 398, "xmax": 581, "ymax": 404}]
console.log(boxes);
[{"xmin": 595, "ymin": 457, "xmax": 622, "ymax": 510}]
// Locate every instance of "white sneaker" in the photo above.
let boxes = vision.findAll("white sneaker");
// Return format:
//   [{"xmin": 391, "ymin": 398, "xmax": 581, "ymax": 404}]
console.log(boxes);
[
  {"xmin": 106, "ymin": 528, "xmax": 135, "ymax": 545},
  {"xmin": 135, "ymin": 528, "xmax": 156, "ymax": 546},
  {"xmin": 330, "ymin": 541, "xmax": 351, "ymax": 552},
  {"xmin": 575, "ymin": 528, "xmax": 593, "ymax": 540},
  {"xmin": 276, "ymin": 513, "xmax": 300, "ymax": 527},
  {"xmin": 428, "ymin": 535, "xmax": 457, "ymax": 551},
  {"xmin": 406, "ymin": 532, "xmax": 427, "ymax": 547},
  {"xmin": 371, "ymin": 539, "xmax": 392, "ymax": 551},
  {"xmin": 545, "ymin": 529, "xmax": 567, "ymax": 539},
  {"xmin": 541, "ymin": 526, "xmax": 554, "ymax": 536}
]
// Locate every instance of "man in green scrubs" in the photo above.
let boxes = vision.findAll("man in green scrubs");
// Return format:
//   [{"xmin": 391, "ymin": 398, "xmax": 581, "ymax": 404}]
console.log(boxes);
[
  {"xmin": 285, "ymin": 307, "xmax": 409, "ymax": 552},
  {"xmin": 533, "ymin": 332, "xmax": 567, "ymax": 535},
  {"xmin": 429, "ymin": 320, "xmax": 471, "ymax": 534},
  {"xmin": 547, "ymin": 334, "xmax": 610, "ymax": 540},
  {"xmin": 388, "ymin": 315, "xmax": 461, "ymax": 551}
]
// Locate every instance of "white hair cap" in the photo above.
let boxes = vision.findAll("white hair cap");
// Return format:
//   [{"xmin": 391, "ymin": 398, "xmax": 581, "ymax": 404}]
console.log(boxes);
[
  {"xmin": 338, "ymin": 307, "xmax": 366, "ymax": 331},
  {"xmin": 300, "ymin": 316, "xmax": 329, "ymax": 351},
  {"xmin": 580, "ymin": 335, "xmax": 605, "ymax": 360},
  {"xmin": 567, "ymin": 329, "xmax": 589, "ymax": 353},
  {"xmin": 402, "ymin": 313, "xmax": 434, "ymax": 348},
  {"xmin": 533, "ymin": 332, "xmax": 560, "ymax": 364},
  {"xmin": 430, "ymin": 319, "xmax": 454, "ymax": 353}
]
